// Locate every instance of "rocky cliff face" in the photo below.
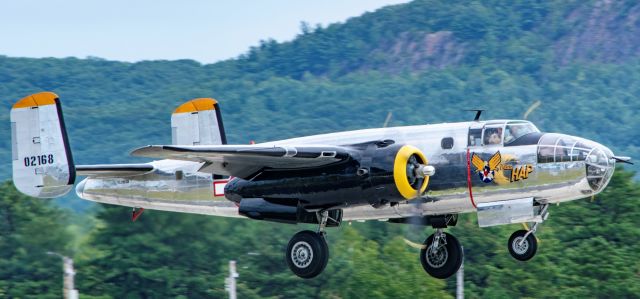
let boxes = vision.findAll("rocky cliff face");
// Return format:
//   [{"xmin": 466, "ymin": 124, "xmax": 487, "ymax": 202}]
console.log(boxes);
[
  {"xmin": 554, "ymin": 0, "xmax": 640, "ymax": 64},
  {"xmin": 357, "ymin": 0, "xmax": 640, "ymax": 73},
  {"xmin": 369, "ymin": 31, "xmax": 466, "ymax": 72},
  {"xmin": 235, "ymin": 1, "xmax": 640, "ymax": 77}
]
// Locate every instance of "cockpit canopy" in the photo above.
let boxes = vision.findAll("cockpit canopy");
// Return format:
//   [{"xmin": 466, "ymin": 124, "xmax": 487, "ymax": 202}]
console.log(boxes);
[{"xmin": 469, "ymin": 120, "xmax": 540, "ymax": 147}]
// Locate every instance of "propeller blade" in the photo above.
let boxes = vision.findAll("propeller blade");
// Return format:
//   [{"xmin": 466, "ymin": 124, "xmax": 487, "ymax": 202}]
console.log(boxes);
[
  {"xmin": 404, "ymin": 160, "xmax": 427, "ymax": 246},
  {"xmin": 383, "ymin": 111, "xmax": 393, "ymax": 128},
  {"xmin": 403, "ymin": 238, "xmax": 427, "ymax": 249}
]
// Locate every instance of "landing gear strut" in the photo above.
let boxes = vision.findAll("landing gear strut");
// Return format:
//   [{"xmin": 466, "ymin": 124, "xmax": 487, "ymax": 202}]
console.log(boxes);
[
  {"xmin": 285, "ymin": 211, "xmax": 331, "ymax": 279},
  {"xmin": 420, "ymin": 229, "xmax": 463, "ymax": 279}
]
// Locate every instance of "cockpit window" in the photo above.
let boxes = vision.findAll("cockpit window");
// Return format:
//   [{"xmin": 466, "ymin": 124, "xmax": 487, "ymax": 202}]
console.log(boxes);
[
  {"xmin": 504, "ymin": 122, "xmax": 538, "ymax": 145},
  {"xmin": 483, "ymin": 126, "xmax": 503, "ymax": 145}
]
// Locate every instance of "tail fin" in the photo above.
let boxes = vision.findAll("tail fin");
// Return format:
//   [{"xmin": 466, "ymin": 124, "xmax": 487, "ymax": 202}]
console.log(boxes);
[
  {"xmin": 10, "ymin": 92, "xmax": 75, "ymax": 198},
  {"xmin": 171, "ymin": 98, "xmax": 227, "ymax": 145}
]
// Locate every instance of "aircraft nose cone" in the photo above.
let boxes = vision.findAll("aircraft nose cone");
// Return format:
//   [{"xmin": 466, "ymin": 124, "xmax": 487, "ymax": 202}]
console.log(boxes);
[
  {"xmin": 540, "ymin": 133, "xmax": 615, "ymax": 193},
  {"xmin": 584, "ymin": 141, "xmax": 615, "ymax": 193}
]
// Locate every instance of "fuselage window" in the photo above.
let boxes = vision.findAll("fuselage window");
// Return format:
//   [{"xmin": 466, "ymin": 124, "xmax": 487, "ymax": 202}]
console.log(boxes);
[
  {"xmin": 441, "ymin": 137, "xmax": 454, "ymax": 149},
  {"xmin": 538, "ymin": 146, "xmax": 555, "ymax": 163},
  {"xmin": 537, "ymin": 134, "xmax": 559, "ymax": 163},
  {"xmin": 469, "ymin": 129, "xmax": 482, "ymax": 146},
  {"xmin": 555, "ymin": 138, "xmax": 574, "ymax": 162},
  {"xmin": 571, "ymin": 142, "xmax": 590, "ymax": 161}
]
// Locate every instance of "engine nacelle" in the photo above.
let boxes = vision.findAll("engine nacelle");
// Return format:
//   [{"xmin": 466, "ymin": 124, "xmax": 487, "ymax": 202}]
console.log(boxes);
[
  {"xmin": 225, "ymin": 141, "xmax": 433, "ymax": 211},
  {"xmin": 360, "ymin": 143, "xmax": 431, "ymax": 207}
]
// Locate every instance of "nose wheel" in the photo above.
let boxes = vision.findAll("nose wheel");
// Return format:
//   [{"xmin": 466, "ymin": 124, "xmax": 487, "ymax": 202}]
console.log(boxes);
[
  {"xmin": 508, "ymin": 229, "xmax": 538, "ymax": 261},
  {"xmin": 507, "ymin": 204, "xmax": 547, "ymax": 261}
]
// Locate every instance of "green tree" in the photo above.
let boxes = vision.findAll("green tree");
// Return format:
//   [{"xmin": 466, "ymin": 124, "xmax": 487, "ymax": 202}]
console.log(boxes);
[{"xmin": 0, "ymin": 181, "xmax": 73, "ymax": 298}]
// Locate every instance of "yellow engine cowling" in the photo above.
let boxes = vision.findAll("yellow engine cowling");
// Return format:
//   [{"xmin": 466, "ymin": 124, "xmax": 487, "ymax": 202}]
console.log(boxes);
[
  {"xmin": 393, "ymin": 145, "xmax": 429, "ymax": 200},
  {"xmin": 362, "ymin": 143, "xmax": 431, "ymax": 206}
]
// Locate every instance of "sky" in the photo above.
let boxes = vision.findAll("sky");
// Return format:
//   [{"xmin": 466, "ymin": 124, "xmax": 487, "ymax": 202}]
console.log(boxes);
[{"xmin": 0, "ymin": 0, "xmax": 410, "ymax": 64}]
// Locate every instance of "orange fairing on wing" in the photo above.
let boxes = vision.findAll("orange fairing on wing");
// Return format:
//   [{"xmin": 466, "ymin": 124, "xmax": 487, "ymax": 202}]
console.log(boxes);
[
  {"xmin": 12, "ymin": 92, "xmax": 58, "ymax": 109},
  {"xmin": 173, "ymin": 98, "xmax": 218, "ymax": 114}
]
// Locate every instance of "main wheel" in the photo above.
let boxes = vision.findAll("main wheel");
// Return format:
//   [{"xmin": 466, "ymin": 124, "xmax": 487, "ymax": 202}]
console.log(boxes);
[
  {"xmin": 508, "ymin": 230, "xmax": 537, "ymax": 261},
  {"xmin": 420, "ymin": 232, "xmax": 463, "ymax": 279},
  {"xmin": 285, "ymin": 230, "xmax": 329, "ymax": 279}
]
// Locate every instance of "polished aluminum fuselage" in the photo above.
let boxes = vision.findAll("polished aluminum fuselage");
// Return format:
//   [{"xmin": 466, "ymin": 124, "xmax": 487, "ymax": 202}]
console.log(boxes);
[{"xmin": 76, "ymin": 120, "xmax": 615, "ymax": 222}]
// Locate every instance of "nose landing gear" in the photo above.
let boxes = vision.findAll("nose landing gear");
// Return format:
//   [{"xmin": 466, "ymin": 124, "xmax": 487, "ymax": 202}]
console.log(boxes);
[
  {"xmin": 508, "ymin": 229, "xmax": 538, "ymax": 261},
  {"xmin": 508, "ymin": 203, "xmax": 548, "ymax": 261}
]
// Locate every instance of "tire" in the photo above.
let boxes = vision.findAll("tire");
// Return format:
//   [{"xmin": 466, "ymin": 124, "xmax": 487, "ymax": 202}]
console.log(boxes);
[
  {"xmin": 508, "ymin": 230, "xmax": 538, "ymax": 261},
  {"xmin": 420, "ymin": 232, "xmax": 463, "ymax": 279},
  {"xmin": 285, "ymin": 230, "xmax": 329, "ymax": 279}
]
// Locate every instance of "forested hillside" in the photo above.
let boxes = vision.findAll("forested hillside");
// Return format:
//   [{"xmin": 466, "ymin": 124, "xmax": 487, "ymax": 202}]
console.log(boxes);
[{"xmin": 1, "ymin": 0, "xmax": 640, "ymax": 297}]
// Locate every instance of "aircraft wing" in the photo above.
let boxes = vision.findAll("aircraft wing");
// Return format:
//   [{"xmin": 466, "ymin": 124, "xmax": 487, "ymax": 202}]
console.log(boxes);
[
  {"xmin": 130, "ymin": 144, "xmax": 353, "ymax": 179},
  {"xmin": 76, "ymin": 164, "xmax": 154, "ymax": 177}
]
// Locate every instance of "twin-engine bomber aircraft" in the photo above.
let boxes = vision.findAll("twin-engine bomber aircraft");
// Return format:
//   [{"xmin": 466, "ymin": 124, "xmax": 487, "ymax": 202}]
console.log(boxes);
[{"xmin": 11, "ymin": 92, "xmax": 630, "ymax": 279}]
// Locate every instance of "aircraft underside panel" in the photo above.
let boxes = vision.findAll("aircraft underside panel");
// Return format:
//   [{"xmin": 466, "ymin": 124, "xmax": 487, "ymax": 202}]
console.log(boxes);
[
  {"xmin": 77, "ymin": 185, "xmax": 242, "ymax": 218},
  {"xmin": 75, "ymin": 160, "xmax": 241, "ymax": 218}
]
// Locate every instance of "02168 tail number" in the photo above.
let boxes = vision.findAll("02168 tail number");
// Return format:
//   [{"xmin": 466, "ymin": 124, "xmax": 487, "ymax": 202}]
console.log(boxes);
[{"xmin": 24, "ymin": 154, "xmax": 54, "ymax": 167}]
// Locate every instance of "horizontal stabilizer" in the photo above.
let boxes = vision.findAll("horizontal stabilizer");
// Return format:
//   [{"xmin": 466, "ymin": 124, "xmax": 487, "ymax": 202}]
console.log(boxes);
[
  {"xmin": 11, "ymin": 92, "xmax": 75, "ymax": 198},
  {"xmin": 76, "ymin": 164, "xmax": 154, "ymax": 177},
  {"xmin": 131, "ymin": 144, "xmax": 352, "ymax": 179}
]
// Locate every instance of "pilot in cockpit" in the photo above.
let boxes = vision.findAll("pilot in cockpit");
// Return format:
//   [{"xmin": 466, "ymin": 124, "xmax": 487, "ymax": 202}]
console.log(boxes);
[
  {"xmin": 485, "ymin": 128, "xmax": 503, "ymax": 145},
  {"xmin": 504, "ymin": 125, "xmax": 521, "ymax": 144},
  {"xmin": 505, "ymin": 124, "xmax": 535, "ymax": 144}
]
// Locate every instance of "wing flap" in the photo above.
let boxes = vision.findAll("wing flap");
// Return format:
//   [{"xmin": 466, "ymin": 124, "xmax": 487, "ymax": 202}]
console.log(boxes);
[
  {"xmin": 131, "ymin": 144, "xmax": 352, "ymax": 179},
  {"xmin": 76, "ymin": 164, "xmax": 154, "ymax": 177}
]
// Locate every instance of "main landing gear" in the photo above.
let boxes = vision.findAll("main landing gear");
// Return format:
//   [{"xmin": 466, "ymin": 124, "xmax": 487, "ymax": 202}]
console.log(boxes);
[
  {"xmin": 420, "ymin": 229, "xmax": 464, "ymax": 279},
  {"xmin": 285, "ymin": 211, "xmax": 331, "ymax": 279},
  {"xmin": 286, "ymin": 230, "xmax": 329, "ymax": 278}
]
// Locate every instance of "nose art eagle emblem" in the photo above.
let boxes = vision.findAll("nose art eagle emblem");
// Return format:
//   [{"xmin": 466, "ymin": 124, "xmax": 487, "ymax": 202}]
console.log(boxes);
[{"xmin": 471, "ymin": 152, "xmax": 502, "ymax": 183}]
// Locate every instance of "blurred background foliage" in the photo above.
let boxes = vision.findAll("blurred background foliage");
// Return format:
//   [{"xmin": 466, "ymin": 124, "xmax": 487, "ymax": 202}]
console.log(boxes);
[{"xmin": 1, "ymin": 0, "xmax": 640, "ymax": 297}]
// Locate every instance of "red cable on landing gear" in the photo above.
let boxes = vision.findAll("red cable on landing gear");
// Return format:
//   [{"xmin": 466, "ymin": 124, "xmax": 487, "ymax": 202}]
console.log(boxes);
[
  {"xmin": 466, "ymin": 149, "xmax": 477, "ymax": 209},
  {"xmin": 132, "ymin": 207, "xmax": 145, "ymax": 222}
]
